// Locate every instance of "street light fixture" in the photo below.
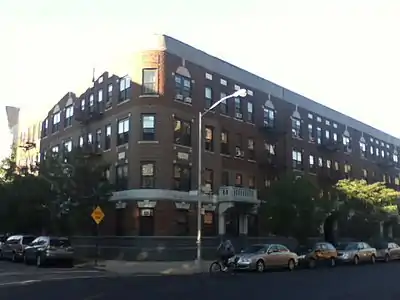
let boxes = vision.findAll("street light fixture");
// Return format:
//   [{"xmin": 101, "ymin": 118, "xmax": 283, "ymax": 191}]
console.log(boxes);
[{"xmin": 196, "ymin": 88, "xmax": 247, "ymax": 267}]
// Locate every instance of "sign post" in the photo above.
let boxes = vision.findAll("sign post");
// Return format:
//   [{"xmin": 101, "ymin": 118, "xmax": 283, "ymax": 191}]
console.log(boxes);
[{"xmin": 91, "ymin": 206, "xmax": 105, "ymax": 266}]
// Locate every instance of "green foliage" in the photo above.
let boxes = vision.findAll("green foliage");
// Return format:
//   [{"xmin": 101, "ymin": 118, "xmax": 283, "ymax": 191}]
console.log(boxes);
[
  {"xmin": 335, "ymin": 179, "xmax": 400, "ymax": 218},
  {"xmin": 259, "ymin": 175, "xmax": 333, "ymax": 242},
  {"xmin": 334, "ymin": 179, "xmax": 400, "ymax": 239},
  {"xmin": 0, "ymin": 147, "xmax": 114, "ymax": 235}
]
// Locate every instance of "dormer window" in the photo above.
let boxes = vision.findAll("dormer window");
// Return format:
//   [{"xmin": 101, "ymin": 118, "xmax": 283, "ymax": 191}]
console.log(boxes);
[
  {"xmin": 52, "ymin": 112, "xmax": 61, "ymax": 133},
  {"xmin": 291, "ymin": 108, "xmax": 302, "ymax": 138},
  {"xmin": 263, "ymin": 107, "xmax": 275, "ymax": 128},
  {"xmin": 393, "ymin": 152, "xmax": 398, "ymax": 163},
  {"xmin": 359, "ymin": 138, "xmax": 366, "ymax": 158},
  {"xmin": 342, "ymin": 128, "xmax": 351, "ymax": 153},
  {"xmin": 291, "ymin": 118, "xmax": 301, "ymax": 138},
  {"xmin": 119, "ymin": 76, "xmax": 131, "ymax": 102},
  {"xmin": 263, "ymin": 96, "xmax": 275, "ymax": 128},
  {"xmin": 175, "ymin": 75, "xmax": 192, "ymax": 100}
]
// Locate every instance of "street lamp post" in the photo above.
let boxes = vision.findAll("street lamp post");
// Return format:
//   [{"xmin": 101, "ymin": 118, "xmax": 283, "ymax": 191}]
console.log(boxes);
[{"xmin": 196, "ymin": 88, "xmax": 247, "ymax": 267}]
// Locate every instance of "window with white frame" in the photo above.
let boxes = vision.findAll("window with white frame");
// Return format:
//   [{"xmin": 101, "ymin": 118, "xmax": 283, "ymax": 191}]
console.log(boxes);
[
  {"xmin": 87, "ymin": 133, "xmax": 93, "ymax": 144},
  {"xmin": 119, "ymin": 76, "xmax": 131, "ymax": 102},
  {"xmin": 291, "ymin": 118, "xmax": 301, "ymax": 138},
  {"xmin": 64, "ymin": 106, "xmax": 74, "ymax": 128},
  {"xmin": 64, "ymin": 140, "xmax": 72, "ymax": 152},
  {"xmin": 220, "ymin": 92, "xmax": 228, "ymax": 114},
  {"xmin": 117, "ymin": 117, "xmax": 130, "ymax": 145},
  {"xmin": 42, "ymin": 118, "xmax": 49, "ymax": 137},
  {"xmin": 105, "ymin": 124, "xmax": 111, "ymax": 150},
  {"xmin": 292, "ymin": 149, "xmax": 303, "ymax": 169},
  {"xmin": 52, "ymin": 145, "xmax": 59, "ymax": 153},
  {"xmin": 309, "ymin": 154, "xmax": 315, "ymax": 171},
  {"xmin": 141, "ymin": 114, "xmax": 155, "ymax": 141},
  {"xmin": 142, "ymin": 68, "xmax": 158, "ymax": 95},
  {"xmin": 205, "ymin": 87, "xmax": 213, "ymax": 109},
  {"xmin": 98, "ymin": 89, "xmax": 103, "ymax": 102},
  {"xmin": 52, "ymin": 112, "xmax": 61, "ymax": 133},
  {"xmin": 247, "ymin": 101, "xmax": 254, "ymax": 122},
  {"xmin": 175, "ymin": 75, "xmax": 191, "ymax": 99},
  {"xmin": 263, "ymin": 107, "xmax": 275, "ymax": 127},
  {"xmin": 89, "ymin": 94, "xmax": 94, "ymax": 108},
  {"xmin": 360, "ymin": 141, "xmax": 366, "ymax": 157},
  {"xmin": 308, "ymin": 124, "xmax": 314, "ymax": 141},
  {"xmin": 79, "ymin": 136, "xmax": 84, "ymax": 147},
  {"xmin": 234, "ymin": 97, "xmax": 242, "ymax": 119}
]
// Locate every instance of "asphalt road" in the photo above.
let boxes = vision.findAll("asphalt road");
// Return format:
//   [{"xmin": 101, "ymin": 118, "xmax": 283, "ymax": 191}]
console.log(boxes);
[{"xmin": 0, "ymin": 261, "xmax": 400, "ymax": 299}]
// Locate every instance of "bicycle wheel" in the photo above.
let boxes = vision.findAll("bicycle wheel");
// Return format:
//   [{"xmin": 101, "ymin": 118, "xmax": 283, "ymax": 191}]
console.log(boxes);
[{"xmin": 209, "ymin": 261, "xmax": 222, "ymax": 273}]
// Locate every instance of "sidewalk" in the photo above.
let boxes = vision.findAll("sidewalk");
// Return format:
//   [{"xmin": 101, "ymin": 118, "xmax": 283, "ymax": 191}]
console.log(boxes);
[{"xmin": 75, "ymin": 260, "xmax": 213, "ymax": 275}]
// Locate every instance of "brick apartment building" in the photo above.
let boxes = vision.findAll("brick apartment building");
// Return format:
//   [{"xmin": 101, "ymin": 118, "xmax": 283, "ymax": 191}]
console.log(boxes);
[{"xmin": 40, "ymin": 34, "xmax": 400, "ymax": 237}]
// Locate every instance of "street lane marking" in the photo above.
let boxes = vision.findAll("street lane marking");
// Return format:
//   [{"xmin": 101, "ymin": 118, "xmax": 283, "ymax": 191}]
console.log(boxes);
[
  {"xmin": 0, "ymin": 280, "xmax": 41, "ymax": 287},
  {"xmin": 84, "ymin": 294, "xmax": 104, "ymax": 300}
]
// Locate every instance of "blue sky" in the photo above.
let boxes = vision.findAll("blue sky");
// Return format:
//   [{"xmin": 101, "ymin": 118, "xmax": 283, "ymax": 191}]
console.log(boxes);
[{"xmin": 1, "ymin": 0, "xmax": 399, "ymax": 158}]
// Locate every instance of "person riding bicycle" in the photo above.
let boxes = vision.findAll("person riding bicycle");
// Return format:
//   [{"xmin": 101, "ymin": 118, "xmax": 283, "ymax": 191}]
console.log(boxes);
[{"xmin": 217, "ymin": 238, "xmax": 235, "ymax": 271}]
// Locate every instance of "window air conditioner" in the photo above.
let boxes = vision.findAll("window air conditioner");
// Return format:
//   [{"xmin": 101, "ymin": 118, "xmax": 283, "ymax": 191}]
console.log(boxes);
[
  {"xmin": 184, "ymin": 97, "xmax": 192, "ymax": 104},
  {"xmin": 176, "ymin": 94, "xmax": 183, "ymax": 100}
]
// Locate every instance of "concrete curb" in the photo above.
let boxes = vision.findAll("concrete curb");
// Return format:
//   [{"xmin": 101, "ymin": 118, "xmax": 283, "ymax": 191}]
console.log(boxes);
[{"xmin": 74, "ymin": 260, "xmax": 211, "ymax": 275}]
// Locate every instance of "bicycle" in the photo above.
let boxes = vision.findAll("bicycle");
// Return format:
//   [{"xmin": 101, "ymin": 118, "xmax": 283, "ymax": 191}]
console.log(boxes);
[{"xmin": 209, "ymin": 259, "xmax": 237, "ymax": 274}]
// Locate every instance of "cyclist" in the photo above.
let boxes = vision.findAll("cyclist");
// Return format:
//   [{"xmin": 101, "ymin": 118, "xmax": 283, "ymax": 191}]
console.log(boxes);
[{"xmin": 217, "ymin": 237, "xmax": 235, "ymax": 271}]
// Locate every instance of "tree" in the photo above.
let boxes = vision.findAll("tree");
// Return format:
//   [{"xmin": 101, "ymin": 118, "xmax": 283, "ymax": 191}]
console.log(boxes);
[
  {"xmin": 0, "ymin": 152, "xmax": 54, "ymax": 233},
  {"xmin": 259, "ymin": 175, "xmax": 333, "ymax": 243},
  {"xmin": 0, "ymin": 145, "xmax": 114, "ymax": 236},
  {"xmin": 334, "ymin": 179, "xmax": 400, "ymax": 239},
  {"xmin": 39, "ymin": 147, "xmax": 114, "ymax": 235}
]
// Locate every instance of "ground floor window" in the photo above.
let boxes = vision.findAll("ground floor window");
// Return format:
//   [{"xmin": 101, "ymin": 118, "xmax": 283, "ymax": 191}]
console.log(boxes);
[
  {"xmin": 115, "ymin": 208, "xmax": 126, "ymax": 236},
  {"xmin": 203, "ymin": 212, "xmax": 217, "ymax": 236},
  {"xmin": 175, "ymin": 210, "xmax": 189, "ymax": 235},
  {"xmin": 139, "ymin": 209, "xmax": 154, "ymax": 236},
  {"xmin": 248, "ymin": 214, "xmax": 259, "ymax": 236},
  {"xmin": 225, "ymin": 211, "xmax": 239, "ymax": 236}
]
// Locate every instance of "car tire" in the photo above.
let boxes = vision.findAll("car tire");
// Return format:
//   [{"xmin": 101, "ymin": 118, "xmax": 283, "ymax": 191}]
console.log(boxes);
[
  {"xmin": 308, "ymin": 258, "xmax": 316, "ymax": 269},
  {"xmin": 66, "ymin": 260, "xmax": 74, "ymax": 268},
  {"xmin": 256, "ymin": 260, "xmax": 265, "ymax": 273},
  {"xmin": 209, "ymin": 261, "xmax": 222, "ymax": 274},
  {"xmin": 370, "ymin": 255, "xmax": 376, "ymax": 264},
  {"xmin": 23, "ymin": 254, "xmax": 29, "ymax": 265},
  {"xmin": 384, "ymin": 254, "xmax": 390, "ymax": 262},
  {"xmin": 287, "ymin": 259, "xmax": 295, "ymax": 271},
  {"xmin": 36, "ymin": 255, "xmax": 43, "ymax": 268},
  {"xmin": 353, "ymin": 255, "xmax": 359, "ymax": 265},
  {"xmin": 329, "ymin": 257, "xmax": 336, "ymax": 267}
]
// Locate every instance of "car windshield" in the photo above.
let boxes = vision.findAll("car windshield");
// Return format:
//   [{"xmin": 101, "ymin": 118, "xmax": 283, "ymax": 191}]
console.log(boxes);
[
  {"xmin": 50, "ymin": 238, "xmax": 71, "ymax": 247},
  {"xmin": 336, "ymin": 243, "xmax": 358, "ymax": 251},
  {"xmin": 22, "ymin": 236, "xmax": 35, "ymax": 245},
  {"xmin": 242, "ymin": 245, "xmax": 267, "ymax": 253}
]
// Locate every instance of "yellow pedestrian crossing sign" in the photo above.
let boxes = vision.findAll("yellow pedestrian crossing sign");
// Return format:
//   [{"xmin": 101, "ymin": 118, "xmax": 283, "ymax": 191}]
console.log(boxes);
[{"xmin": 91, "ymin": 206, "xmax": 105, "ymax": 224}]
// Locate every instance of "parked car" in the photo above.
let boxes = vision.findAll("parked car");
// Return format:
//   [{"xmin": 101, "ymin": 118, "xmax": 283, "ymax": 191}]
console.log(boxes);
[
  {"xmin": 0, "ymin": 235, "xmax": 36, "ymax": 262},
  {"xmin": 230, "ymin": 243, "xmax": 298, "ymax": 272},
  {"xmin": 23, "ymin": 236, "xmax": 74, "ymax": 267},
  {"xmin": 297, "ymin": 242, "xmax": 337, "ymax": 268},
  {"xmin": 374, "ymin": 241, "xmax": 400, "ymax": 262},
  {"xmin": 336, "ymin": 242, "xmax": 376, "ymax": 265}
]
